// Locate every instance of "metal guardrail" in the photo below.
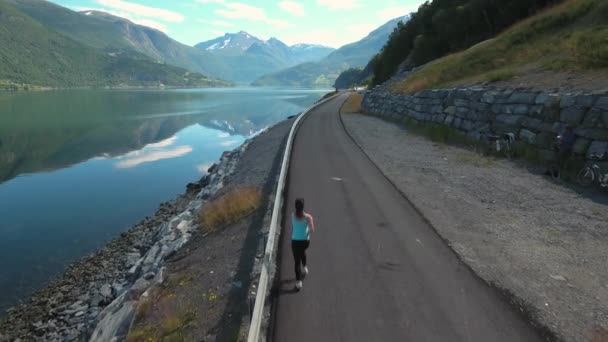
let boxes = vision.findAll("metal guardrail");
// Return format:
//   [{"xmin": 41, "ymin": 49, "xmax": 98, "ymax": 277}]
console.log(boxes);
[{"xmin": 247, "ymin": 93, "xmax": 341, "ymax": 342}]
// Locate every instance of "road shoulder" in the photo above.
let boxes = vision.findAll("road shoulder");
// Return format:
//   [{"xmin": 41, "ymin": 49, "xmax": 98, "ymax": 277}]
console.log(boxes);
[{"xmin": 341, "ymin": 112, "xmax": 608, "ymax": 342}]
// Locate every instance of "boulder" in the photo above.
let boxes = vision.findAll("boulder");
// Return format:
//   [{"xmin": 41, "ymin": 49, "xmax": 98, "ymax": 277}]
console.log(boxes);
[
  {"xmin": 560, "ymin": 106, "xmax": 587, "ymax": 125},
  {"xmin": 560, "ymin": 95, "xmax": 576, "ymax": 108},
  {"xmin": 573, "ymin": 138, "xmax": 591, "ymax": 155},
  {"xmin": 508, "ymin": 92, "xmax": 537, "ymax": 104},
  {"xmin": 519, "ymin": 129, "xmax": 537, "ymax": 145},
  {"xmin": 595, "ymin": 97, "xmax": 608, "ymax": 110},
  {"xmin": 587, "ymin": 141, "xmax": 608, "ymax": 159},
  {"xmin": 581, "ymin": 108, "xmax": 604, "ymax": 128}
]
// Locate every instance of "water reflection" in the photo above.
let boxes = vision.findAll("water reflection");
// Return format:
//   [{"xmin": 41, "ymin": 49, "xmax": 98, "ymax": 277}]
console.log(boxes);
[
  {"xmin": 0, "ymin": 88, "xmax": 327, "ymax": 312},
  {"xmin": 0, "ymin": 88, "xmax": 325, "ymax": 184}
]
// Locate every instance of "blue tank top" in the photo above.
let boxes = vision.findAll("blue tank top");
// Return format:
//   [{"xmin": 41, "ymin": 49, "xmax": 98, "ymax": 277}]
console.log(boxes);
[{"xmin": 291, "ymin": 214, "xmax": 310, "ymax": 241}]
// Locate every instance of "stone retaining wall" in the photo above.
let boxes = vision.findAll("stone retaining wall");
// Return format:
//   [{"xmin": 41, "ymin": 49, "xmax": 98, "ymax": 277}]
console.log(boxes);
[{"xmin": 362, "ymin": 88, "xmax": 608, "ymax": 162}]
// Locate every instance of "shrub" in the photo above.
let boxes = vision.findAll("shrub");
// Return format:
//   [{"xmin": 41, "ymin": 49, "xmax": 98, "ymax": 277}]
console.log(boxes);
[
  {"xmin": 341, "ymin": 93, "xmax": 363, "ymax": 113},
  {"xmin": 199, "ymin": 187, "xmax": 262, "ymax": 233}
]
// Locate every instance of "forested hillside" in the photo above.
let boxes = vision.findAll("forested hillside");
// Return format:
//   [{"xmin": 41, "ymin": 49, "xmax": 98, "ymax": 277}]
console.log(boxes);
[
  {"xmin": 369, "ymin": 0, "xmax": 564, "ymax": 85},
  {"xmin": 0, "ymin": 0, "xmax": 230, "ymax": 89}
]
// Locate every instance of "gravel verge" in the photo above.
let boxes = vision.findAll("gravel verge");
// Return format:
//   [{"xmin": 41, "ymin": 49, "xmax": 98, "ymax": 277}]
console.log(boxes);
[
  {"xmin": 341, "ymin": 112, "xmax": 608, "ymax": 342},
  {"xmin": 126, "ymin": 118, "xmax": 294, "ymax": 341}
]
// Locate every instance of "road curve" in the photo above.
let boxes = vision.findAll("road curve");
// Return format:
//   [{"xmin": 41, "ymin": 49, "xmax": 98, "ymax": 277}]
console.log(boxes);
[{"xmin": 271, "ymin": 93, "xmax": 542, "ymax": 342}]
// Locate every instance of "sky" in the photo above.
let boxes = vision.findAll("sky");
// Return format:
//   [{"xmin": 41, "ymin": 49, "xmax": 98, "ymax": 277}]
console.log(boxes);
[{"xmin": 50, "ymin": 0, "xmax": 425, "ymax": 48}]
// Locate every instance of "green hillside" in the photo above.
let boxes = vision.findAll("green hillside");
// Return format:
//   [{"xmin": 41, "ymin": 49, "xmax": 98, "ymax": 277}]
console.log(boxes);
[
  {"xmin": 392, "ymin": 0, "xmax": 608, "ymax": 93},
  {"xmin": 7, "ymin": 0, "xmax": 231, "ymax": 80},
  {"xmin": 0, "ymin": 0, "xmax": 229, "ymax": 89},
  {"xmin": 252, "ymin": 16, "xmax": 406, "ymax": 88}
]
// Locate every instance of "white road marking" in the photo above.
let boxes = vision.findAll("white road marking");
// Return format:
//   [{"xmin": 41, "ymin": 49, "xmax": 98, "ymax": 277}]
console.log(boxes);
[{"xmin": 331, "ymin": 177, "xmax": 343, "ymax": 181}]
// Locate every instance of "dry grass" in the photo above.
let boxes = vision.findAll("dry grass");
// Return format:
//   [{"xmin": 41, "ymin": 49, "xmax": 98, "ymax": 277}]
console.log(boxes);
[
  {"xmin": 455, "ymin": 153, "xmax": 496, "ymax": 168},
  {"xmin": 341, "ymin": 92, "xmax": 363, "ymax": 113},
  {"xmin": 127, "ymin": 287, "xmax": 196, "ymax": 342},
  {"xmin": 391, "ymin": 0, "xmax": 608, "ymax": 93},
  {"xmin": 199, "ymin": 187, "xmax": 262, "ymax": 233}
]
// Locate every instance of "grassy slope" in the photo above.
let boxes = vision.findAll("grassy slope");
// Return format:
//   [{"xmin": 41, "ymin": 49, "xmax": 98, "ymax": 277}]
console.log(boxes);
[
  {"xmin": 0, "ymin": 0, "xmax": 230, "ymax": 89},
  {"xmin": 7, "ymin": 0, "xmax": 231, "ymax": 80},
  {"xmin": 392, "ymin": 0, "xmax": 608, "ymax": 93}
]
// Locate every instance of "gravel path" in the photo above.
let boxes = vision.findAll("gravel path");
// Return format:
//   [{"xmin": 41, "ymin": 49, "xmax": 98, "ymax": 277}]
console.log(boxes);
[{"xmin": 341, "ymin": 113, "xmax": 608, "ymax": 342}]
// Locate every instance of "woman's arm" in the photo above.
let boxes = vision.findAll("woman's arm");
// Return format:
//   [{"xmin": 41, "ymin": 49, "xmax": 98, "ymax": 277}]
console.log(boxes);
[{"xmin": 306, "ymin": 213, "xmax": 315, "ymax": 233}]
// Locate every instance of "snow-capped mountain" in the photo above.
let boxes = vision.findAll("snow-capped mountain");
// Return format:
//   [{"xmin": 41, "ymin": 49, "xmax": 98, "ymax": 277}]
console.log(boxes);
[
  {"xmin": 194, "ymin": 32, "xmax": 335, "ymax": 83},
  {"xmin": 195, "ymin": 31, "xmax": 264, "ymax": 56}
]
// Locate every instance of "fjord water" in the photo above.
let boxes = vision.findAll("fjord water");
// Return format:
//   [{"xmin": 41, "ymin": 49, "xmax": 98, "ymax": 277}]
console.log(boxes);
[{"xmin": 0, "ymin": 88, "xmax": 327, "ymax": 312}]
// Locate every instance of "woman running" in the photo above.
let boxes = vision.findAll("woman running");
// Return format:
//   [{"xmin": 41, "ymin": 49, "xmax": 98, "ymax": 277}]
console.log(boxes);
[{"xmin": 292, "ymin": 198, "xmax": 315, "ymax": 290}]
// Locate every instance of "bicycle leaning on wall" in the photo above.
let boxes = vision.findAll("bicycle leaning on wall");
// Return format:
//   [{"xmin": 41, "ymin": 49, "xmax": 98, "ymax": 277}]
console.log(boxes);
[
  {"xmin": 482, "ymin": 132, "xmax": 516, "ymax": 159},
  {"xmin": 577, "ymin": 151, "xmax": 608, "ymax": 188}
]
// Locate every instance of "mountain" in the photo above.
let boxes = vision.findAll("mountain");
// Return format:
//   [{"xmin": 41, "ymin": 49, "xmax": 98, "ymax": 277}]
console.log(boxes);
[
  {"xmin": 252, "ymin": 16, "xmax": 409, "ymax": 88},
  {"xmin": 195, "ymin": 31, "xmax": 264, "ymax": 56},
  {"xmin": 6, "ymin": 0, "xmax": 231, "ymax": 80},
  {"xmin": 0, "ymin": 0, "xmax": 230, "ymax": 89},
  {"xmin": 195, "ymin": 32, "xmax": 335, "ymax": 83},
  {"xmin": 290, "ymin": 44, "xmax": 336, "ymax": 64}
]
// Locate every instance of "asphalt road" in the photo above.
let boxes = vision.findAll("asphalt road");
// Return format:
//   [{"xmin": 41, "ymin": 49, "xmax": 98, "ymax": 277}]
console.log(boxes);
[{"xmin": 272, "ymin": 93, "xmax": 543, "ymax": 342}]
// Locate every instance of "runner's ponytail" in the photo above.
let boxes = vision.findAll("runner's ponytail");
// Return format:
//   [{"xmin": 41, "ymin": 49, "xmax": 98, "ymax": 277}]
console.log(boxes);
[{"xmin": 295, "ymin": 198, "xmax": 304, "ymax": 219}]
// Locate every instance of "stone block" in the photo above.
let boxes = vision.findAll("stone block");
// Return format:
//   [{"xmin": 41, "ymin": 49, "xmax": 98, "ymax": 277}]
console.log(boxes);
[
  {"xmin": 535, "ymin": 92, "xmax": 550, "ymax": 105},
  {"xmin": 471, "ymin": 101, "xmax": 489, "ymax": 112},
  {"xmin": 560, "ymin": 106, "xmax": 587, "ymax": 125},
  {"xmin": 496, "ymin": 114, "xmax": 524, "ymax": 126},
  {"xmin": 452, "ymin": 117, "xmax": 462, "ymax": 129},
  {"xmin": 508, "ymin": 92, "xmax": 538, "ymax": 104},
  {"xmin": 519, "ymin": 129, "xmax": 537, "ymax": 145},
  {"xmin": 521, "ymin": 117, "xmax": 543, "ymax": 130},
  {"xmin": 595, "ymin": 97, "xmax": 608, "ymax": 110},
  {"xmin": 481, "ymin": 91, "xmax": 499, "ymax": 104},
  {"xmin": 587, "ymin": 141, "xmax": 608, "ymax": 159},
  {"xmin": 574, "ymin": 128, "xmax": 608, "ymax": 140},
  {"xmin": 552, "ymin": 122, "xmax": 568, "ymax": 134},
  {"xmin": 444, "ymin": 106, "xmax": 456, "ymax": 115},
  {"xmin": 491, "ymin": 104, "xmax": 506, "ymax": 114},
  {"xmin": 575, "ymin": 94, "xmax": 596, "ymax": 108},
  {"xmin": 454, "ymin": 98, "xmax": 470, "ymax": 108},
  {"xmin": 573, "ymin": 138, "xmax": 591, "ymax": 155},
  {"xmin": 560, "ymin": 95, "xmax": 576, "ymax": 108},
  {"xmin": 582, "ymin": 108, "xmax": 604, "ymax": 128},
  {"xmin": 461, "ymin": 120, "xmax": 474, "ymax": 131},
  {"xmin": 444, "ymin": 115, "xmax": 454, "ymax": 126},
  {"xmin": 529, "ymin": 105, "xmax": 544, "ymax": 117}
]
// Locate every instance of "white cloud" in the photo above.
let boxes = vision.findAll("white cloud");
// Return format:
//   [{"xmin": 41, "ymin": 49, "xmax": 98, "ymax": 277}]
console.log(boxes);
[
  {"xmin": 216, "ymin": 2, "xmax": 266, "ymax": 20},
  {"xmin": 377, "ymin": 5, "xmax": 420, "ymax": 21},
  {"xmin": 145, "ymin": 136, "xmax": 177, "ymax": 148},
  {"xmin": 196, "ymin": 162, "xmax": 214, "ymax": 173},
  {"xmin": 317, "ymin": 0, "xmax": 361, "ymax": 10},
  {"xmin": 77, "ymin": 7, "xmax": 169, "ymax": 32},
  {"xmin": 218, "ymin": 132, "xmax": 231, "ymax": 138},
  {"xmin": 219, "ymin": 140, "xmax": 239, "ymax": 147},
  {"xmin": 96, "ymin": 0, "xmax": 185, "ymax": 22},
  {"xmin": 212, "ymin": 2, "xmax": 290, "ymax": 28},
  {"xmin": 198, "ymin": 19, "xmax": 234, "ymax": 27},
  {"xmin": 115, "ymin": 146, "xmax": 193, "ymax": 169},
  {"xmin": 267, "ymin": 18, "xmax": 290, "ymax": 28},
  {"xmin": 281, "ymin": 24, "xmax": 373, "ymax": 48},
  {"xmin": 197, "ymin": 0, "xmax": 225, "ymax": 3},
  {"xmin": 279, "ymin": 1, "xmax": 305, "ymax": 16}
]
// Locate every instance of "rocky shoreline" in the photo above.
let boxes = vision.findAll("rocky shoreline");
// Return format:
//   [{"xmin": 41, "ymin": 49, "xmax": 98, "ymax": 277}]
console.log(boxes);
[{"xmin": 0, "ymin": 139, "xmax": 250, "ymax": 341}]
